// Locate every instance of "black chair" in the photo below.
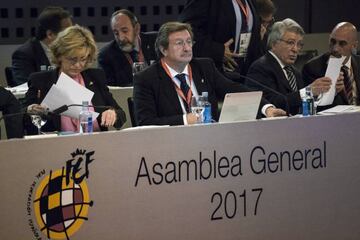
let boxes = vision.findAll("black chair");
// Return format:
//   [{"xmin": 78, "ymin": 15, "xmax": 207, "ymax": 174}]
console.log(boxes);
[
  {"xmin": 4, "ymin": 66, "xmax": 17, "ymax": 87},
  {"xmin": 127, "ymin": 97, "xmax": 137, "ymax": 127},
  {"xmin": 294, "ymin": 50, "xmax": 318, "ymax": 72}
]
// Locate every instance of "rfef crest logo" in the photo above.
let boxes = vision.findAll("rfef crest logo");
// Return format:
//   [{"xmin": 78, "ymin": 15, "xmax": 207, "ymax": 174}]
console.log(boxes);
[{"xmin": 29, "ymin": 149, "xmax": 95, "ymax": 240}]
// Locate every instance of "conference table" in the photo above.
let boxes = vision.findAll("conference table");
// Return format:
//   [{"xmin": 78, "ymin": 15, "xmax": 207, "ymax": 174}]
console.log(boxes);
[{"xmin": 0, "ymin": 112, "xmax": 359, "ymax": 239}]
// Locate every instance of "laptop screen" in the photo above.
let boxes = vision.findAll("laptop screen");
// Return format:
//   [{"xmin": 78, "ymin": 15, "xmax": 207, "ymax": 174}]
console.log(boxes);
[{"xmin": 218, "ymin": 91, "xmax": 262, "ymax": 123}]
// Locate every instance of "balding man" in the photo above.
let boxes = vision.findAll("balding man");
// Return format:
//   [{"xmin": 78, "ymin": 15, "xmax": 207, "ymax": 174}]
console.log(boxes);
[
  {"xmin": 303, "ymin": 22, "xmax": 359, "ymax": 108},
  {"xmin": 98, "ymin": 9, "xmax": 157, "ymax": 86}
]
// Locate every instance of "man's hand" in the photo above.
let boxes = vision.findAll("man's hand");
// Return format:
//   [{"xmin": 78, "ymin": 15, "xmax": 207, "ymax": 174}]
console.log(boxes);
[
  {"xmin": 223, "ymin": 38, "xmax": 241, "ymax": 72},
  {"xmin": 310, "ymin": 77, "xmax": 332, "ymax": 96},
  {"xmin": 265, "ymin": 106, "xmax": 287, "ymax": 117},
  {"xmin": 186, "ymin": 113, "xmax": 200, "ymax": 125}
]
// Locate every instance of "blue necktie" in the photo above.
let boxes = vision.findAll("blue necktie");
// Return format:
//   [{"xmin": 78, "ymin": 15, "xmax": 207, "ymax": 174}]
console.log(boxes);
[{"xmin": 176, "ymin": 73, "xmax": 190, "ymax": 112}]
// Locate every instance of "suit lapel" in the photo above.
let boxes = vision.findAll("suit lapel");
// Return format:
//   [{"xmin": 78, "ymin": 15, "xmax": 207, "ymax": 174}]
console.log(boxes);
[
  {"xmin": 267, "ymin": 53, "xmax": 293, "ymax": 91},
  {"xmin": 189, "ymin": 60, "xmax": 207, "ymax": 95},
  {"xmin": 157, "ymin": 64, "xmax": 183, "ymax": 114}
]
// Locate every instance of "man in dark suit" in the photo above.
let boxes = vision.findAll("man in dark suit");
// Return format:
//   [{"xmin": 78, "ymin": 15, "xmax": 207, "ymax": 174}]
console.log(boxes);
[
  {"xmin": 98, "ymin": 9, "xmax": 157, "ymax": 86},
  {"xmin": 133, "ymin": 22, "xmax": 286, "ymax": 126},
  {"xmin": 246, "ymin": 18, "xmax": 343, "ymax": 115},
  {"xmin": 0, "ymin": 87, "xmax": 23, "ymax": 139},
  {"xmin": 303, "ymin": 22, "xmax": 359, "ymax": 108},
  {"xmin": 11, "ymin": 6, "xmax": 72, "ymax": 85},
  {"xmin": 179, "ymin": 0, "xmax": 263, "ymax": 77}
]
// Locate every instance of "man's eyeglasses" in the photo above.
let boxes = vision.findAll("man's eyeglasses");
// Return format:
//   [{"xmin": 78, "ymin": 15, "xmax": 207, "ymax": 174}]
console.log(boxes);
[
  {"xmin": 329, "ymin": 38, "xmax": 348, "ymax": 47},
  {"xmin": 65, "ymin": 56, "xmax": 89, "ymax": 65},
  {"xmin": 172, "ymin": 39, "xmax": 195, "ymax": 48},
  {"xmin": 279, "ymin": 39, "xmax": 304, "ymax": 50}
]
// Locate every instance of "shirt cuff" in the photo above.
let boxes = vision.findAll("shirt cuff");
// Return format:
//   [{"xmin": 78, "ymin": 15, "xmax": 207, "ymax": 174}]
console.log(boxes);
[
  {"xmin": 262, "ymin": 104, "xmax": 275, "ymax": 116},
  {"xmin": 183, "ymin": 114, "xmax": 188, "ymax": 125}
]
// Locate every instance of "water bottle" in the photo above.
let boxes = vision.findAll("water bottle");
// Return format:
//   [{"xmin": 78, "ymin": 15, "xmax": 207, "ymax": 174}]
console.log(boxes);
[
  {"xmin": 302, "ymin": 86, "xmax": 315, "ymax": 116},
  {"xmin": 201, "ymin": 92, "xmax": 212, "ymax": 123},
  {"xmin": 79, "ymin": 101, "xmax": 93, "ymax": 133}
]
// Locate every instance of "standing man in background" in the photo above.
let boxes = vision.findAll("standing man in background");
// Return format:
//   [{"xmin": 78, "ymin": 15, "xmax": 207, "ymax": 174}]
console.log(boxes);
[
  {"xmin": 11, "ymin": 6, "xmax": 72, "ymax": 85},
  {"xmin": 302, "ymin": 22, "xmax": 360, "ymax": 108},
  {"xmin": 254, "ymin": 0, "xmax": 276, "ymax": 51},
  {"xmin": 98, "ymin": 9, "xmax": 157, "ymax": 86},
  {"xmin": 179, "ymin": 0, "xmax": 263, "ymax": 78}
]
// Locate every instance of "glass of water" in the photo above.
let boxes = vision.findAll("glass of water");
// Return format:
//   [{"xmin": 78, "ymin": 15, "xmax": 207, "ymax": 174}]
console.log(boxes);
[
  {"xmin": 190, "ymin": 96, "xmax": 204, "ymax": 123},
  {"xmin": 30, "ymin": 114, "xmax": 47, "ymax": 135}
]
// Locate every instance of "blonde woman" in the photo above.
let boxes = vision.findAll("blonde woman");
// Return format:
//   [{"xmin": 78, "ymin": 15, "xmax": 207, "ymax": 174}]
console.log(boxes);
[{"xmin": 25, "ymin": 25, "xmax": 126, "ymax": 134}]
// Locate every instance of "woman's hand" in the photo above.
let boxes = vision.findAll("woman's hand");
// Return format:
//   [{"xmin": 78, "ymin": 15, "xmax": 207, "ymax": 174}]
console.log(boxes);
[{"xmin": 101, "ymin": 109, "xmax": 117, "ymax": 127}]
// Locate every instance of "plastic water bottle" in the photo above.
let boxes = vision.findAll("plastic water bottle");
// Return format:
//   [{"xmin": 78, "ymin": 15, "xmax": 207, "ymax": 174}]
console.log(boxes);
[
  {"xmin": 79, "ymin": 101, "xmax": 93, "ymax": 133},
  {"xmin": 302, "ymin": 86, "xmax": 315, "ymax": 116},
  {"xmin": 201, "ymin": 92, "xmax": 212, "ymax": 123}
]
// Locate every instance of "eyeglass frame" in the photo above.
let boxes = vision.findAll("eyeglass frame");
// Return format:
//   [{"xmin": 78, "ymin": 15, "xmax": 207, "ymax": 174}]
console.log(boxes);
[
  {"xmin": 278, "ymin": 39, "xmax": 304, "ymax": 50},
  {"xmin": 64, "ymin": 56, "xmax": 89, "ymax": 66},
  {"xmin": 171, "ymin": 39, "xmax": 196, "ymax": 48}
]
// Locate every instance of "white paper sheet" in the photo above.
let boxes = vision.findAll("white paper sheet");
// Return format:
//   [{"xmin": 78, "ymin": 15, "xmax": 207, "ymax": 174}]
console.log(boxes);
[
  {"xmin": 318, "ymin": 105, "xmax": 360, "ymax": 115},
  {"xmin": 317, "ymin": 56, "xmax": 345, "ymax": 106},
  {"xmin": 41, "ymin": 72, "xmax": 99, "ymax": 119}
]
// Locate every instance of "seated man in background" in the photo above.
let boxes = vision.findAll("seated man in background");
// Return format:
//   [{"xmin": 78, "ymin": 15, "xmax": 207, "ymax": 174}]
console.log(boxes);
[
  {"xmin": 11, "ymin": 6, "xmax": 72, "ymax": 85},
  {"xmin": 246, "ymin": 18, "xmax": 344, "ymax": 115},
  {"xmin": 133, "ymin": 21, "xmax": 286, "ymax": 126},
  {"xmin": 302, "ymin": 22, "xmax": 359, "ymax": 108},
  {"xmin": 0, "ymin": 87, "xmax": 23, "ymax": 139},
  {"xmin": 25, "ymin": 25, "xmax": 126, "ymax": 135},
  {"xmin": 98, "ymin": 9, "xmax": 157, "ymax": 86}
]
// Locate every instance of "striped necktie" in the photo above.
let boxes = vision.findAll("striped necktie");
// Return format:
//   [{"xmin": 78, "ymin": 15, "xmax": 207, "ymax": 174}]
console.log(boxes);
[
  {"xmin": 284, "ymin": 66, "xmax": 298, "ymax": 91},
  {"xmin": 341, "ymin": 65, "xmax": 354, "ymax": 104}
]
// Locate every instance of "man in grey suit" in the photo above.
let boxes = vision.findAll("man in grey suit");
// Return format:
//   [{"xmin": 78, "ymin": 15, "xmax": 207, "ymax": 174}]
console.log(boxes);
[
  {"xmin": 133, "ymin": 22, "xmax": 286, "ymax": 126},
  {"xmin": 303, "ymin": 22, "xmax": 360, "ymax": 109}
]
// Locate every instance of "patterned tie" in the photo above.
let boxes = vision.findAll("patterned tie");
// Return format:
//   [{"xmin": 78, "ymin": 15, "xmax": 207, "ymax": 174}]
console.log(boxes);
[
  {"xmin": 284, "ymin": 66, "xmax": 298, "ymax": 91},
  {"xmin": 341, "ymin": 65, "xmax": 354, "ymax": 104},
  {"xmin": 176, "ymin": 73, "xmax": 190, "ymax": 112}
]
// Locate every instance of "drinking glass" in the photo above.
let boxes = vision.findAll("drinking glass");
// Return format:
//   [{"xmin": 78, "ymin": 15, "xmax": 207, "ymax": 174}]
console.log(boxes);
[
  {"xmin": 132, "ymin": 62, "xmax": 147, "ymax": 75},
  {"xmin": 190, "ymin": 96, "xmax": 204, "ymax": 123},
  {"xmin": 30, "ymin": 114, "xmax": 47, "ymax": 135}
]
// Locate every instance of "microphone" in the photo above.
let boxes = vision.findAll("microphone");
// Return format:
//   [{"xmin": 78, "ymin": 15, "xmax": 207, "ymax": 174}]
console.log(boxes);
[
  {"xmin": 235, "ymin": 74, "xmax": 291, "ymax": 115},
  {"xmin": 45, "ymin": 104, "xmax": 112, "ymax": 116}
]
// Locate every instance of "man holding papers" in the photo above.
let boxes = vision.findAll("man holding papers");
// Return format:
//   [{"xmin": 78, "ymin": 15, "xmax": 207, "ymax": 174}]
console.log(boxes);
[
  {"xmin": 246, "ymin": 18, "xmax": 344, "ymax": 115},
  {"xmin": 25, "ymin": 25, "xmax": 126, "ymax": 134},
  {"xmin": 133, "ymin": 22, "xmax": 286, "ymax": 126},
  {"xmin": 303, "ymin": 22, "xmax": 359, "ymax": 109}
]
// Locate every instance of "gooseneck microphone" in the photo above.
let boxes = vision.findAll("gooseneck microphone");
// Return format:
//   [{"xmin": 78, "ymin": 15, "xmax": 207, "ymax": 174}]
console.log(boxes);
[{"xmin": 236, "ymin": 74, "xmax": 291, "ymax": 116}]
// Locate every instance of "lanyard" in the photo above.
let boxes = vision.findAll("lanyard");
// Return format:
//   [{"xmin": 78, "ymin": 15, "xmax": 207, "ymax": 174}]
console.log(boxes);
[
  {"xmin": 161, "ymin": 59, "xmax": 193, "ymax": 106},
  {"xmin": 236, "ymin": 0, "xmax": 249, "ymax": 28}
]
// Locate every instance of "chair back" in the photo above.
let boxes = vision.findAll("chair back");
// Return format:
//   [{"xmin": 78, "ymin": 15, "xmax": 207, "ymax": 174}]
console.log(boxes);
[
  {"xmin": 5, "ymin": 66, "xmax": 17, "ymax": 87},
  {"xmin": 294, "ymin": 50, "xmax": 318, "ymax": 71},
  {"xmin": 127, "ymin": 97, "xmax": 137, "ymax": 127}
]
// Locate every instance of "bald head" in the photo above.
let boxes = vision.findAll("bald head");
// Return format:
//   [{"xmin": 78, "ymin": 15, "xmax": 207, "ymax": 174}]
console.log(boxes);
[
  {"xmin": 329, "ymin": 22, "xmax": 358, "ymax": 58},
  {"xmin": 332, "ymin": 22, "xmax": 358, "ymax": 41}
]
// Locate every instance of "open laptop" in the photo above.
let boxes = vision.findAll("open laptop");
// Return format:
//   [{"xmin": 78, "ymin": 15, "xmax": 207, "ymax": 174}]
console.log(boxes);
[{"xmin": 219, "ymin": 91, "xmax": 262, "ymax": 123}]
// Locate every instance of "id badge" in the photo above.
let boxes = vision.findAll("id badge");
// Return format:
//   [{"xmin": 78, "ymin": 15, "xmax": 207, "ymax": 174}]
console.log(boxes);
[{"xmin": 239, "ymin": 33, "xmax": 252, "ymax": 57}]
